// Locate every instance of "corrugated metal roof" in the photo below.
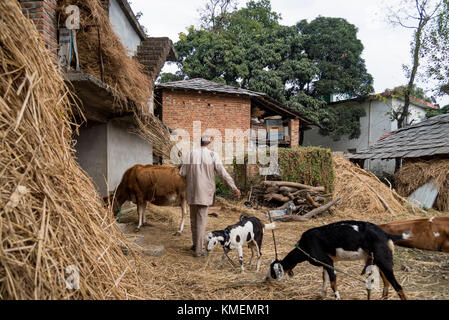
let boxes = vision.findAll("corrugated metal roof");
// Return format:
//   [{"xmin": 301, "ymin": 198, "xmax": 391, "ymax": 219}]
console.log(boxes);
[{"xmin": 349, "ymin": 114, "xmax": 449, "ymax": 160}]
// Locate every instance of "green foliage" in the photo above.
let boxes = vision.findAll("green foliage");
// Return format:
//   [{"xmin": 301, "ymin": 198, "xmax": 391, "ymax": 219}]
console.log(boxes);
[
  {"xmin": 426, "ymin": 104, "xmax": 449, "ymax": 118},
  {"xmin": 318, "ymin": 104, "xmax": 366, "ymax": 141},
  {"xmin": 423, "ymin": 0, "xmax": 449, "ymax": 97},
  {"xmin": 216, "ymin": 176, "xmax": 232, "ymax": 197},
  {"xmin": 278, "ymin": 147, "xmax": 335, "ymax": 194},
  {"xmin": 385, "ymin": 85, "xmax": 433, "ymax": 103},
  {"xmin": 376, "ymin": 85, "xmax": 434, "ymax": 123},
  {"xmin": 232, "ymin": 155, "xmax": 248, "ymax": 193},
  {"xmin": 295, "ymin": 17, "xmax": 374, "ymax": 99},
  {"xmin": 159, "ymin": 71, "xmax": 185, "ymax": 83},
  {"xmin": 170, "ymin": 0, "xmax": 373, "ymax": 141}
]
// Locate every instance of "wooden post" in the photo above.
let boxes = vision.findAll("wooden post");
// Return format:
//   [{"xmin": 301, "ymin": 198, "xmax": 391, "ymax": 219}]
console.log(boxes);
[{"xmin": 97, "ymin": 25, "xmax": 104, "ymax": 83}]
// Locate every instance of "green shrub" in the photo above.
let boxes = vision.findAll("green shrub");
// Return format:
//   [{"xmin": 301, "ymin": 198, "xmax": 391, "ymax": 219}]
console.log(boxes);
[
  {"xmin": 216, "ymin": 176, "xmax": 233, "ymax": 198},
  {"xmin": 278, "ymin": 146, "xmax": 335, "ymax": 194}
]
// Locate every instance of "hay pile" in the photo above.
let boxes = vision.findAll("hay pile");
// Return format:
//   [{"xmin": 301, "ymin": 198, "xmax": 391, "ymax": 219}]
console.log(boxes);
[
  {"xmin": 333, "ymin": 155, "xmax": 409, "ymax": 216},
  {"xmin": 395, "ymin": 159, "xmax": 449, "ymax": 212},
  {"xmin": 0, "ymin": 0, "xmax": 148, "ymax": 299},
  {"xmin": 58, "ymin": 0, "xmax": 151, "ymax": 113}
]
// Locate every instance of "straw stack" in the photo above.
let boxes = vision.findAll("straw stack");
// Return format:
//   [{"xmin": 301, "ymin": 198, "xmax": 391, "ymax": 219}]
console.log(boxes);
[
  {"xmin": 395, "ymin": 159, "xmax": 449, "ymax": 212},
  {"xmin": 0, "ymin": 0, "xmax": 148, "ymax": 299},
  {"xmin": 333, "ymin": 155, "xmax": 408, "ymax": 216}
]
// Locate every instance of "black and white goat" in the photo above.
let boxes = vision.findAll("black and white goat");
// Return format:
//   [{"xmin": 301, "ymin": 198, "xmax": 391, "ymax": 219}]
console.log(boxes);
[
  {"xmin": 205, "ymin": 216, "xmax": 276, "ymax": 273},
  {"xmin": 266, "ymin": 220, "xmax": 409, "ymax": 300}
]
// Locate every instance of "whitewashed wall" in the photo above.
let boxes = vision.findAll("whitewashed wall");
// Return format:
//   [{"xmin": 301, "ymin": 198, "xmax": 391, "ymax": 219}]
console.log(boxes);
[
  {"xmin": 108, "ymin": 0, "xmax": 142, "ymax": 55},
  {"xmin": 303, "ymin": 98, "xmax": 428, "ymax": 174},
  {"xmin": 107, "ymin": 120, "xmax": 153, "ymax": 192}
]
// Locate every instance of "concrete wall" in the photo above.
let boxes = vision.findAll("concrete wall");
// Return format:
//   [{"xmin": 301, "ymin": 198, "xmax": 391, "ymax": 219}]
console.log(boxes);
[
  {"xmin": 303, "ymin": 98, "xmax": 428, "ymax": 174},
  {"xmin": 74, "ymin": 120, "xmax": 153, "ymax": 197},
  {"xmin": 108, "ymin": 0, "xmax": 141, "ymax": 55},
  {"xmin": 74, "ymin": 121, "xmax": 108, "ymax": 196},
  {"xmin": 107, "ymin": 120, "xmax": 153, "ymax": 192}
]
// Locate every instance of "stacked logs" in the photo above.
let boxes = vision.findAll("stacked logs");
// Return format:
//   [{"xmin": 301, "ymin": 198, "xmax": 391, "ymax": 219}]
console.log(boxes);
[{"xmin": 253, "ymin": 181, "xmax": 342, "ymax": 222}]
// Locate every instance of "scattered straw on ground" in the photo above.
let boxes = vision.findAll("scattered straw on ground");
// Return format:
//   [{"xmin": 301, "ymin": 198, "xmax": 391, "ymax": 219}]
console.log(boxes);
[
  {"xmin": 118, "ymin": 200, "xmax": 448, "ymax": 301},
  {"xmin": 0, "ymin": 0, "xmax": 149, "ymax": 299},
  {"xmin": 395, "ymin": 159, "xmax": 449, "ymax": 212}
]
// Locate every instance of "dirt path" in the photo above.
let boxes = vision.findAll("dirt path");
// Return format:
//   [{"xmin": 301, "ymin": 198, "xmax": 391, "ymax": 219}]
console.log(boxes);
[{"xmin": 119, "ymin": 202, "xmax": 449, "ymax": 300}]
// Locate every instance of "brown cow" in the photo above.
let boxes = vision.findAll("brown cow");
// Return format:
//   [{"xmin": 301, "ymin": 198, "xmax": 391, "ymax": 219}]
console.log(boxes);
[
  {"xmin": 110, "ymin": 164, "xmax": 187, "ymax": 233},
  {"xmin": 378, "ymin": 217, "xmax": 449, "ymax": 253}
]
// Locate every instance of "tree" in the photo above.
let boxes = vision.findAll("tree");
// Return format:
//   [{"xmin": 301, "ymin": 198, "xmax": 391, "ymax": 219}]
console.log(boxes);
[
  {"xmin": 422, "ymin": 0, "xmax": 449, "ymax": 96},
  {"xmin": 426, "ymin": 104, "xmax": 449, "ymax": 117},
  {"xmin": 386, "ymin": 85, "xmax": 433, "ymax": 103},
  {"xmin": 164, "ymin": 0, "xmax": 373, "ymax": 140},
  {"xmin": 199, "ymin": 0, "xmax": 238, "ymax": 30},
  {"xmin": 387, "ymin": 0, "xmax": 445, "ymax": 129},
  {"xmin": 296, "ymin": 17, "xmax": 374, "ymax": 100}
]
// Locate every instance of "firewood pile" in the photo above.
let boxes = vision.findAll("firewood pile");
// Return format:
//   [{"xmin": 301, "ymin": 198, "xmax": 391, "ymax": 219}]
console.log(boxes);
[{"xmin": 252, "ymin": 181, "xmax": 341, "ymax": 222}]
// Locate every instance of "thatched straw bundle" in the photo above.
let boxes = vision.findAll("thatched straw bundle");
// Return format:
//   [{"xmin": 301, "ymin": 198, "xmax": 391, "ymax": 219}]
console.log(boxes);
[
  {"xmin": 333, "ymin": 156, "xmax": 408, "ymax": 216},
  {"xmin": 133, "ymin": 114, "xmax": 175, "ymax": 160},
  {"xmin": 58, "ymin": 0, "xmax": 151, "ymax": 113},
  {"xmin": 0, "ymin": 0, "xmax": 148, "ymax": 299},
  {"xmin": 395, "ymin": 159, "xmax": 449, "ymax": 212}
]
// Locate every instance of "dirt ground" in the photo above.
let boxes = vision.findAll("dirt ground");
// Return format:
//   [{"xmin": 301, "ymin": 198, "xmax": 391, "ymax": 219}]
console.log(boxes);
[{"xmin": 118, "ymin": 201, "xmax": 449, "ymax": 300}]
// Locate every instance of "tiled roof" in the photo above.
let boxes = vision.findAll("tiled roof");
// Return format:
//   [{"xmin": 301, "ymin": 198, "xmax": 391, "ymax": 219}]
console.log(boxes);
[
  {"xmin": 350, "ymin": 114, "xmax": 449, "ymax": 160},
  {"xmin": 328, "ymin": 92, "xmax": 439, "ymax": 110},
  {"xmin": 156, "ymin": 78, "xmax": 261, "ymax": 97}
]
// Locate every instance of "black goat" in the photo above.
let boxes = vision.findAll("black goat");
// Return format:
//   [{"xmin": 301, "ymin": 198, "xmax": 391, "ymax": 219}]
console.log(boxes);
[{"xmin": 266, "ymin": 220, "xmax": 409, "ymax": 300}]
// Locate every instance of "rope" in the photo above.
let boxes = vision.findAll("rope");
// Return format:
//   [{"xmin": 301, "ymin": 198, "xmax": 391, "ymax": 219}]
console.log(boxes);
[
  {"xmin": 267, "ymin": 211, "xmax": 278, "ymax": 261},
  {"xmin": 223, "ymin": 247, "xmax": 238, "ymax": 269},
  {"xmin": 294, "ymin": 242, "xmax": 367, "ymax": 285}
]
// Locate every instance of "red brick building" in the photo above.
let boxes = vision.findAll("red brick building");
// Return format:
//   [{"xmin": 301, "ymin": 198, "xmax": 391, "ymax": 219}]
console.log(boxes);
[{"xmin": 155, "ymin": 79, "xmax": 312, "ymax": 150}]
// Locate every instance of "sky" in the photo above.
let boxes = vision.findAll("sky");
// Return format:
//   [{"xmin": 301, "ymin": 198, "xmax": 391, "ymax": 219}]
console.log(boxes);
[{"xmin": 129, "ymin": 0, "xmax": 449, "ymax": 107}]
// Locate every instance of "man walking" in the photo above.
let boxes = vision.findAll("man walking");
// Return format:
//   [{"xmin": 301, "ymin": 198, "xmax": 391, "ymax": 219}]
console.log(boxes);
[{"xmin": 179, "ymin": 136, "xmax": 241, "ymax": 257}]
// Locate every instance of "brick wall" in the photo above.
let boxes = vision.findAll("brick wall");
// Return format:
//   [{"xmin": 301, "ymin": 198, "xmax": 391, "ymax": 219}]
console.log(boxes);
[
  {"xmin": 136, "ymin": 38, "xmax": 175, "ymax": 85},
  {"xmin": 289, "ymin": 119, "xmax": 300, "ymax": 148},
  {"xmin": 162, "ymin": 90, "xmax": 251, "ymax": 146},
  {"xmin": 20, "ymin": 0, "xmax": 58, "ymax": 61}
]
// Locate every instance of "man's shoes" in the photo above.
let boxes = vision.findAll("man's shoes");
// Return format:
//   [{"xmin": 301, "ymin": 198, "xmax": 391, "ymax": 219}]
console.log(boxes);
[{"xmin": 193, "ymin": 252, "xmax": 207, "ymax": 258}]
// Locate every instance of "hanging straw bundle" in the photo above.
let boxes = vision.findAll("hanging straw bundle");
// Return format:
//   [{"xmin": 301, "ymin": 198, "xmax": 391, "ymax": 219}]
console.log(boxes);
[
  {"xmin": 58, "ymin": 0, "xmax": 151, "ymax": 113},
  {"xmin": 0, "ymin": 0, "xmax": 148, "ymax": 299},
  {"xmin": 132, "ymin": 114, "xmax": 175, "ymax": 160}
]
